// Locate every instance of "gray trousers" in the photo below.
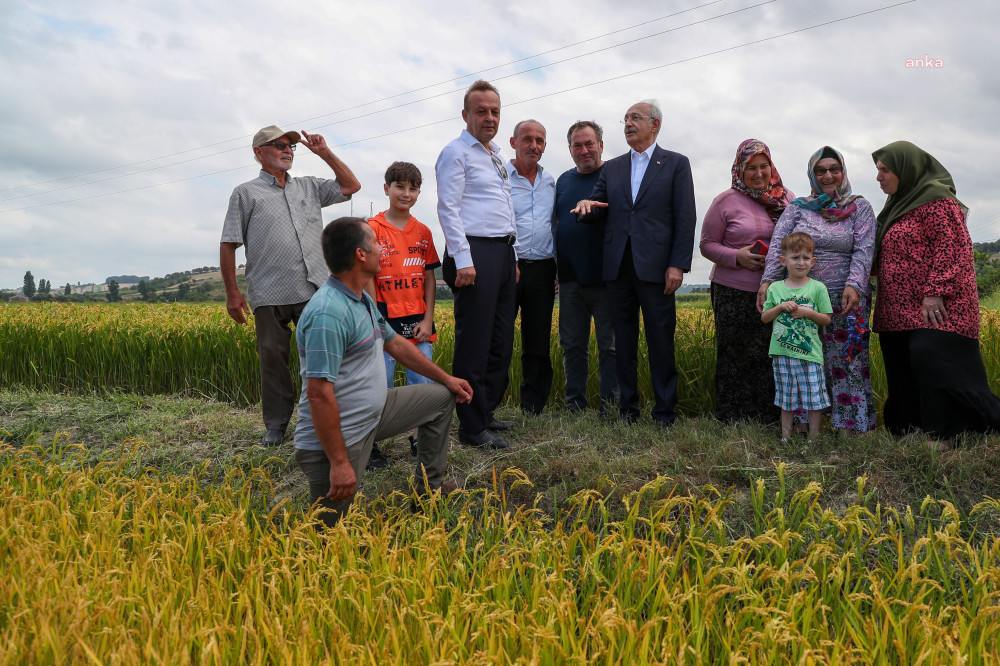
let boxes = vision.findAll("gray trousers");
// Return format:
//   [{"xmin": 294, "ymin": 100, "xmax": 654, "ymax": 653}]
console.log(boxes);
[
  {"xmin": 558, "ymin": 282, "xmax": 617, "ymax": 410},
  {"xmin": 254, "ymin": 301, "xmax": 309, "ymax": 431},
  {"xmin": 295, "ymin": 383, "xmax": 455, "ymax": 526}
]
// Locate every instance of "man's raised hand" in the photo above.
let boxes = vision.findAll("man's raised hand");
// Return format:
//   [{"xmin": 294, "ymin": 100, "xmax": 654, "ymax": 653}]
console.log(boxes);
[{"xmin": 300, "ymin": 130, "xmax": 328, "ymax": 154}]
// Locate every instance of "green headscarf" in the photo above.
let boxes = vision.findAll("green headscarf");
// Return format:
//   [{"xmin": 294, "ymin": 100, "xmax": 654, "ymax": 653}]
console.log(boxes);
[{"xmin": 871, "ymin": 141, "xmax": 965, "ymax": 253}]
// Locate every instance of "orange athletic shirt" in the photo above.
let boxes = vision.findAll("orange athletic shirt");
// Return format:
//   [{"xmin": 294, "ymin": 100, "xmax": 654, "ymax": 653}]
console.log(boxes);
[{"xmin": 369, "ymin": 212, "xmax": 441, "ymax": 338}]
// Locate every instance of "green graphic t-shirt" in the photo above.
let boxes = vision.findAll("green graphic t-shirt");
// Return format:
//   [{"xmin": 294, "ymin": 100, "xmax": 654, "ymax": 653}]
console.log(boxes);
[{"xmin": 764, "ymin": 278, "xmax": 833, "ymax": 365}]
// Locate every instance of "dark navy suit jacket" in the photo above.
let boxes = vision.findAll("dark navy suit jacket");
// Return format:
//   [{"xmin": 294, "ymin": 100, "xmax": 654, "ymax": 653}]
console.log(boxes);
[{"xmin": 581, "ymin": 144, "xmax": 696, "ymax": 284}]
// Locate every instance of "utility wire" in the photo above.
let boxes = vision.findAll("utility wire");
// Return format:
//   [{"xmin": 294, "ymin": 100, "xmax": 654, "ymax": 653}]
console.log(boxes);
[
  {"xmin": 0, "ymin": 0, "xmax": 770, "ymax": 204},
  {"xmin": 0, "ymin": 0, "xmax": 733, "ymax": 195},
  {"xmin": 0, "ymin": 0, "xmax": 917, "ymax": 214}
]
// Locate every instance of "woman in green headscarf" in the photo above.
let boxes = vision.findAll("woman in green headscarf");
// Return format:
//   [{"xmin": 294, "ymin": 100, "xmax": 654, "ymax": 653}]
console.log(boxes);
[{"xmin": 871, "ymin": 140, "xmax": 1000, "ymax": 448}]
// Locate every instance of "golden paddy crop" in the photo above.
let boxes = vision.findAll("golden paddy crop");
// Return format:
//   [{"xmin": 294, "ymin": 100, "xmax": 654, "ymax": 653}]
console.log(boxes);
[
  {"xmin": 2, "ymin": 441, "xmax": 999, "ymax": 664},
  {"xmin": 4, "ymin": 302, "xmax": 1000, "ymax": 417}
]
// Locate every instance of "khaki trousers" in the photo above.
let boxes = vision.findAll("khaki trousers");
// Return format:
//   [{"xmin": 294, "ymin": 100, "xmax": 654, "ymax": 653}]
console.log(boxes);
[
  {"xmin": 254, "ymin": 301, "xmax": 309, "ymax": 431},
  {"xmin": 295, "ymin": 383, "xmax": 455, "ymax": 526}
]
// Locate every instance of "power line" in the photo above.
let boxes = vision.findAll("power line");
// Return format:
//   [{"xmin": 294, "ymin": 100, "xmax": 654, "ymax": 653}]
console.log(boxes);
[
  {"xmin": 0, "ymin": 0, "xmax": 734, "ymax": 196},
  {"xmin": 0, "ymin": 0, "xmax": 771, "ymax": 203},
  {"xmin": 1, "ymin": 0, "xmax": 776, "ymax": 205},
  {"xmin": 0, "ymin": 0, "xmax": 917, "ymax": 214}
]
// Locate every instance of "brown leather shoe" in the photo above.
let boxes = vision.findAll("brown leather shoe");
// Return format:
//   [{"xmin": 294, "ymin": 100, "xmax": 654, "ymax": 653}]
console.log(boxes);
[
  {"xmin": 437, "ymin": 478, "xmax": 465, "ymax": 496},
  {"xmin": 411, "ymin": 478, "xmax": 465, "ymax": 514}
]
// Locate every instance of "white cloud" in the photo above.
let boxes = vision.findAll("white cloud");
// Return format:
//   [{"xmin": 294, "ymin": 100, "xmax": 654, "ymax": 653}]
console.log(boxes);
[{"xmin": 1, "ymin": 0, "xmax": 997, "ymax": 289}]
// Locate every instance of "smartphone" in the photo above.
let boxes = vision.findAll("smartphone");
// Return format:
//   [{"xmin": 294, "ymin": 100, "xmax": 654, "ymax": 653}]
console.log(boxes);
[{"xmin": 750, "ymin": 240, "xmax": 769, "ymax": 255}]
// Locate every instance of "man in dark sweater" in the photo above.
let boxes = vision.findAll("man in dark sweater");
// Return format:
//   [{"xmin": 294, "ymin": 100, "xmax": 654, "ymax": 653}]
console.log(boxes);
[{"xmin": 553, "ymin": 121, "xmax": 617, "ymax": 413}]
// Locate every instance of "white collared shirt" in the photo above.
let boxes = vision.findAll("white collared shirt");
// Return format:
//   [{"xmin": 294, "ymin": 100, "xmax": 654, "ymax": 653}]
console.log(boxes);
[
  {"xmin": 630, "ymin": 143, "xmax": 657, "ymax": 203},
  {"xmin": 435, "ymin": 130, "xmax": 516, "ymax": 269},
  {"xmin": 508, "ymin": 162, "xmax": 556, "ymax": 260}
]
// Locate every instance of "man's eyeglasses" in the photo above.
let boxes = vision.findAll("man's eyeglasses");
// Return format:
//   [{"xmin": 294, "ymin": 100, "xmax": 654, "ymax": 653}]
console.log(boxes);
[
  {"xmin": 263, "ymin": 141, "xmax": 297, "ymax": 152},
  {"xmin": 621, "ymin": 114, "xmax": 650, "ymax": 124},
  {"xmin": 491, "ymin": 153, "xmax": 508, "ymax": 181},
  {"xmin": 813, "ymin": 166, "xmax": 843, "ymax": 176}
]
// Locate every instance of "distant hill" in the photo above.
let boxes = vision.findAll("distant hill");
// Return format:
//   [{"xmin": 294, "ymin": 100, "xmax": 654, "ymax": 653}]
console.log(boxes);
[{"xmin": 105, "ymin": 275, "xmax": 150, "ymax": 285}]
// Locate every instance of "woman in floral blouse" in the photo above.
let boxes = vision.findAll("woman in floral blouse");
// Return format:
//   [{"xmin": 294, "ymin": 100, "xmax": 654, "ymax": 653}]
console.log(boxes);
[
  {"xmin": 757, "ymin": 146, "xmax": 876, "ymax": 434},
  {"xmin": 872, "ymin": 141, "xmax": 1000, "ymax": 448}
]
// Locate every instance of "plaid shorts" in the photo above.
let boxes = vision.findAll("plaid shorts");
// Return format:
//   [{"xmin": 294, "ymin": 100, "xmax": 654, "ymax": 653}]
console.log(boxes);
[{"xmin": 772, "ymin": 355, "xmax": 830, "ymax": 411}]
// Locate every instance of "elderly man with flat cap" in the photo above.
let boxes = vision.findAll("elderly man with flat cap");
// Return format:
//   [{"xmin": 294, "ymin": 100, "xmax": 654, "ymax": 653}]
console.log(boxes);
[{"xmin": 221, "ymin": 125, "xmax": 361, "ymax": 446}]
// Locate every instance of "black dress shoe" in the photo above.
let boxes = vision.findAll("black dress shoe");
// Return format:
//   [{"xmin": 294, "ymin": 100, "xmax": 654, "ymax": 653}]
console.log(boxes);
[
  {"xmin": 366, "ymin": 443, "xmax": 389, "ymax": 470},
  {"xmin": 458, "ymin": 429, "xmax": 510, "ymax": 449},
  {"xmin": 485, "ymin": 418, "xmax": 517, "ymax": 432},
  {"xmin": 619, "ymin": 410, "xmax": 640, "ymax": 425},
  {"xmin": 262, "ymin": 429, "xmax": 286, "ymax": 446}
]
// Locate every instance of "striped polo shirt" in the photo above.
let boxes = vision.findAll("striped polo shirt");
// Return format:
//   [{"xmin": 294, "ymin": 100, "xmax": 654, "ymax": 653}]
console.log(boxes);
[{"xmin": 293, "ymin": 276, "xmax": 396, "ymax": 451}]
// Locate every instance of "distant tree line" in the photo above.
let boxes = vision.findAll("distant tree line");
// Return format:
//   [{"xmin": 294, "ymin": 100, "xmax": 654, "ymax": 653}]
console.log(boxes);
[
  {"xmin": 105, "ymin": 275, "xmax": 150, "ymax": 285},
  {"xmin": 973, "ymin": 240, "xmax": 1000, "ymax": 256}
]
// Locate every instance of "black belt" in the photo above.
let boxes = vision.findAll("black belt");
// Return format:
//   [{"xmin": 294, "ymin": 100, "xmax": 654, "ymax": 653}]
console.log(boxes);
[
  {"xmin": 468, "ymin": 234, "xmax": 516, "ymax": 246},
  {"xmin": 518, "ymin": 258, "xmax": 554, "ymax": 265}
]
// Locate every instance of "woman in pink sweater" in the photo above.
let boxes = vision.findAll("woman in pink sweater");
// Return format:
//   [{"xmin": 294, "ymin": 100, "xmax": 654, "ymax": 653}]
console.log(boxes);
[{"xmin": 700, "ymin": 139, "xmax": 793, "ymax": 424}]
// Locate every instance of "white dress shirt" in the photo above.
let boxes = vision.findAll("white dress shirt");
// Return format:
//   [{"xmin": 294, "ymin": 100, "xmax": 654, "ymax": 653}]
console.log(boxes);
[
  {"xmin": 435, "ymin": 130, "xmax": 516, "ymax": 269},
  {"xmin": 630, "ymin": 143, "xmax": 657, "ymax": 203},
  {"xmin": 508, "ymin": 162, "xmax": 556, "ymax": 260}
]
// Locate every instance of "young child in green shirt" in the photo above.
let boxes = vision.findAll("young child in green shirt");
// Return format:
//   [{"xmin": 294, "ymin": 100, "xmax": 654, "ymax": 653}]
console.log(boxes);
[{"xmin": 761, "ymin": 231, "xmax": 833, "ymax": 440}]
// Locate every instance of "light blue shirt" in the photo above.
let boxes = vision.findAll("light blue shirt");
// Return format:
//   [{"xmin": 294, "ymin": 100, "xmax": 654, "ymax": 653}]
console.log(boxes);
[
  {"xmin": 630, "ymin": 143, "xmax": 657, "ymax": 203},
  {"xmin": 435, "ymin": 129, "xmax": 516, "ymax": 269},
  {"xmin": 508, "ymin": 162, "xmax": 556, "ymax": 260}
]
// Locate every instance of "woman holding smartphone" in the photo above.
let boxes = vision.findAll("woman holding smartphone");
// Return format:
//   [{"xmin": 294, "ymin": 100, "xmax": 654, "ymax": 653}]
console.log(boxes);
[
  {"xmin": 758, "ymin": 146, "xmax": 876, "ymax": 434},
  {"xmin": 701, "ymin": 139, "xmax": 792, "ymax": 424}
]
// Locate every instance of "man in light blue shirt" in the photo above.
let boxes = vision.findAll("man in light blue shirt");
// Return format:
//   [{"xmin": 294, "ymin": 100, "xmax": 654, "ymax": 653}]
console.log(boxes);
[
  {"xmin": 435, "ymin": 80, "xmax": 518, "ymax": 449},
  {"xmin": 507, "ymin": 119, "xmax": 557, "ymax": 415}
]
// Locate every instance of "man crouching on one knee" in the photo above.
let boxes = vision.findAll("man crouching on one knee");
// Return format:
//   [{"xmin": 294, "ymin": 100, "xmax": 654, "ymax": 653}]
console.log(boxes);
[{"xmin": 293, "ymin": 217, "xmax": 473, "ymax": 526}]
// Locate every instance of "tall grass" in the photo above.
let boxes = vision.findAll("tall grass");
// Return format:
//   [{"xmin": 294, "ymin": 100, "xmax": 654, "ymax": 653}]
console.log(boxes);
[
  {"xmin": 3, "ymin": 441, "xmax": 999, "ymax": 663},
  {"xmin": 5, "ymin": 302, "xmax": 1000, "ymax": 417}
]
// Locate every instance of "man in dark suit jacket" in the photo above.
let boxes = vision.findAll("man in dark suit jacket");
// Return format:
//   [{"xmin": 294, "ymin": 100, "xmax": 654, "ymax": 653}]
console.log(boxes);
[{"xmin": 572, "ymin": 100, "xmax": 696, "ymax": 426}]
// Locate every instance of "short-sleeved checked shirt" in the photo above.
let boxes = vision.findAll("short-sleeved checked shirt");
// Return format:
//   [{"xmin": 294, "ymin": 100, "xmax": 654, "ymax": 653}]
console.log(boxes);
[
  {"xmin": 293, "ymin": 276, "xmax": 396, "ymax": 451},
  {"xmin": 221, "ymin": 170, "xmax": 350, "ymax": 309}
]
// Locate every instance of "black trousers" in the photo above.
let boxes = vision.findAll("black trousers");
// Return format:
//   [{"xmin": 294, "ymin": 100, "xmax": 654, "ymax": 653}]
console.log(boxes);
[
  {"xmin": 515, "ymin": 258, "xmax": 557, "ymax": 414},
  {"xmin": 443, "ymin": 237, "xmax": 517, "ymax": 434},
  {"xmin": 606, "ymin": 243, "xmax": 678, "ymax": 425},
  {"xmin": 879, "ymin": 329, "xmax": 1000, "ymax": 439}
]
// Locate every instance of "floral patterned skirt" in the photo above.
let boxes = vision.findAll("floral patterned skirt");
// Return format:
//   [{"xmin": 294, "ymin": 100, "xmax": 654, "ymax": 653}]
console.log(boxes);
[{"xmin": 796, "ymin": 288, "xmax": 876, "ymax": 432}]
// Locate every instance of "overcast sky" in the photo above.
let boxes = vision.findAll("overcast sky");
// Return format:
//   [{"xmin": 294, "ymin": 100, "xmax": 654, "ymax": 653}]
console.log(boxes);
[{"xmin": 2, "ymin": 0, "xmax": 996, "ymax": 290}]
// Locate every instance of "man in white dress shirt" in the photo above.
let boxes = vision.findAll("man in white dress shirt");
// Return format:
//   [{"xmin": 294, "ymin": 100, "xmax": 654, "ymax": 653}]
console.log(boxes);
[{"xmin": 436, "ymin": 80, "xmax": 517, "ymax": 449}]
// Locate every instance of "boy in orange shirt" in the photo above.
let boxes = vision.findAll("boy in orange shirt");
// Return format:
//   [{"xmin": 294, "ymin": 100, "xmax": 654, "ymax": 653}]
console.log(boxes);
[{"xmin": 367, "ymin": 162, "xmax": 441, "ymax": 464}]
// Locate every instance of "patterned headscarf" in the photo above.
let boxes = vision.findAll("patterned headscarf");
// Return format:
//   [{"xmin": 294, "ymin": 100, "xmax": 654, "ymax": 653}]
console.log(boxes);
[
  {"xmin": 731, "ymin": 139, "xmax": 787, "ymax": 222},
  {"xmin": 790, "ymin": 146, "xmax": 863, "ymax": 222}
]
